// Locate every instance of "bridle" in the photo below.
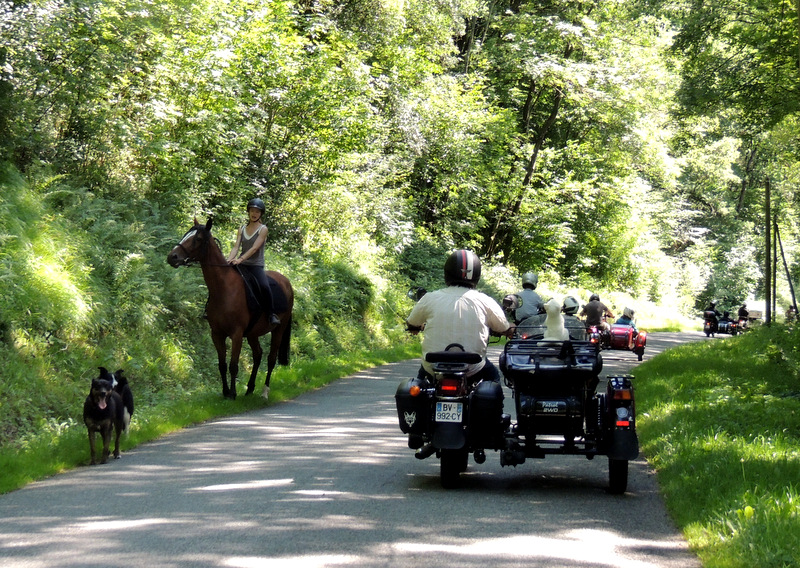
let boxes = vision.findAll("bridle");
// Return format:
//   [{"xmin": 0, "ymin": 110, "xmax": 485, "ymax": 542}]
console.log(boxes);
[{"xmin": 172, "ymin": 226, "xmax": 233, "ymax": 267}]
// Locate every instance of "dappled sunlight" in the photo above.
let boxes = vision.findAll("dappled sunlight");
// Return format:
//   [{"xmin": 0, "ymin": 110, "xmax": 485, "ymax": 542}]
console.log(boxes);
[
  {"xmin": 71, "ymin": 518, "xmax": 182, "ymax": 531},
  {"xmin": 224, "ymin": 555, "xmax": 360, "ymax": 568},
  {"xmin": 192, "ymin": 478, "xmax": 294, "ymax": 492},
  {"xmin": 394, "ymin": 528, "xmax": 689, "ymax": 567}
]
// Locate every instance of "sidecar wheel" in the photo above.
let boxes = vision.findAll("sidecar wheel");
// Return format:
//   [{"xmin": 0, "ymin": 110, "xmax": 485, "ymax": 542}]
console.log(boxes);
[
  {"xmin": 441, "ymin": 448, "xmax": 468, "ymax": 489},
  {"xmin": 608, "ymin": 458, "xmax": 628, "ymax": 494}
]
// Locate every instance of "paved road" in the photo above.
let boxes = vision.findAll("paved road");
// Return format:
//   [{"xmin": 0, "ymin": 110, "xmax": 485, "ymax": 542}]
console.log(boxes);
[{"xmin": 0, "ymin": 333, "xmax": 705, "ymax": 568}]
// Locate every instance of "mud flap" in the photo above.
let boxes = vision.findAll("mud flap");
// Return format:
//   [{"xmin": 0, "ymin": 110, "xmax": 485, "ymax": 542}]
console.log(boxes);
[
  {"xmin": 608, "ymin": 429, "xmax": 639, "ymax": 460},
  {"xmin": 433, "ymin": 422, "xmax": 466, "ymax": 449}
]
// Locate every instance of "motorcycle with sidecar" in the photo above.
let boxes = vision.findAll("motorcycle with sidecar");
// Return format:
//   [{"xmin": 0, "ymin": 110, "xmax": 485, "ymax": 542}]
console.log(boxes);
[
  {"xmin": 607, "ymin": 324, "xmax": 647, "ymax": 360},
  {"xmin": 395, "ymin": 331, "xmax": 639, "ymax": 493}
]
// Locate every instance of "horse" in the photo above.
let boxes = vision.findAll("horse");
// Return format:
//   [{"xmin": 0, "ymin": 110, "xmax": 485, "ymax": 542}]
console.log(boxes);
[{"xmin": 167, "ymin": 218, "xmax": 294, "ymax": 400}]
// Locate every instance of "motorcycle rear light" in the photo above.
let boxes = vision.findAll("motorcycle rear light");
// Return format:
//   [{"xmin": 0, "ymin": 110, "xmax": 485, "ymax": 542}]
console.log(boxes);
[
  {"xmin": 440, "ymin": 378, "xmax": 460, "ymax": 393},
  {"xmin": 612, "ymin": 389, "xmax": 632, "ymax": 400},
  {"xmin": 409, "ymin": 385, "xmax": 421, "ymax": 397},
  {"xmin": 616, "ymin": 420, "xmax": 631, "ymax": 427}
]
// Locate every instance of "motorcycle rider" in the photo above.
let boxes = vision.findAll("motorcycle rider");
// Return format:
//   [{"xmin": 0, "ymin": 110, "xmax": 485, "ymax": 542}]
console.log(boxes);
[
  {"xmin": 512, "ymin": 272, "xmax": 545, "ymax": 324},
  {"xmin": 704, "ymin": 300, "xmax": 722, "ymax": 332},
  {"xmin": 737, "ymin": 303, "xmax": 749, "ymax": 320},
  {"xmin": 562, "ymin": 296, "xmax": 587, "ymax": 340},
  {"xmin": 615, "ymin": 306, "xmax": 639, "ymax": 334},
  {"xmin": 580, "ymin": 293, "xmax": 614, "ymax": 331},
  {"xmin": 406, "ymin": 250, "xmax": 515, "ymax": 382}
]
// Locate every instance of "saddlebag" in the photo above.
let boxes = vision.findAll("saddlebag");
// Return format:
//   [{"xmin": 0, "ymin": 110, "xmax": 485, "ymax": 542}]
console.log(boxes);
[
  {"xmin": 468, "ymin": 379, "xmax": 505, "ymax": 448},
  {"xmin": 395, "ymin": 377, "xmax": 431, "ymax": 435}
]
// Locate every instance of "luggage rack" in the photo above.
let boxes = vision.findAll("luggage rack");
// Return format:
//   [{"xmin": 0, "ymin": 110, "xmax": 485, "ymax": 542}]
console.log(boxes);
[{"xmin": 503, "ymin": 339, "xmax": 599, "ymax": 373}]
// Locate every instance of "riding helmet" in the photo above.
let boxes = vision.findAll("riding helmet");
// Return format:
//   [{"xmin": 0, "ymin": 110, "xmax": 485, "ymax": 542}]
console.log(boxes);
[
  {"xmin": 562, "ymin": 296, "xmax": 580, "ymax": 315},
  {"xmin": 247, "ymin": 198, "xmax": 266, "ymax": 213},
  {"xmin": 444, "ymin": 250, "xmax": 481, "ymax": 288},
  {"xmin": 522, "ymin": 271, "xmax": 538, "ymax": 290},
  {"xmin": 589, "ymin": 293, "xmax": 600, "ymax": 302}
]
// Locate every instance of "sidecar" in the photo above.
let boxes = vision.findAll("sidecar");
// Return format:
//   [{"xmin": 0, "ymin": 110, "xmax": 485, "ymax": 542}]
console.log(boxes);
[
  {"xmin": 608, "ymin": 324, "xmax": 647, "ymax": 361},
  {"xmin": 499, "ymin": 338, "xmax": 638, "ymax": 494}
]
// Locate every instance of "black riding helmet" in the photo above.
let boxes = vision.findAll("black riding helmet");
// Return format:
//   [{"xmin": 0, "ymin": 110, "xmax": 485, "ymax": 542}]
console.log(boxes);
[
  {"xmin": 444, "ymin": 250, "xmax": 481, "ymax": 288},
  {"xmin": 247, "ymin": 198, "xmax": 266, "ymax": 217}
]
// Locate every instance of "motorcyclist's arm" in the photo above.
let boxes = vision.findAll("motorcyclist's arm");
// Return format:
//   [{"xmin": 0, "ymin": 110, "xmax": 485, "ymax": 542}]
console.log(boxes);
[{"xmin": 406, "ymin": 321, "xmax": 424, "ymax": 335}]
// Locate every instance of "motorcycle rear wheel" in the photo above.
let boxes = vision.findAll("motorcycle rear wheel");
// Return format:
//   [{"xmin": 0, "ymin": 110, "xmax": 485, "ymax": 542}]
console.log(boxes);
[{"xmin": 440, "ymin": 448, "xmax": 469, "ymax": 489}]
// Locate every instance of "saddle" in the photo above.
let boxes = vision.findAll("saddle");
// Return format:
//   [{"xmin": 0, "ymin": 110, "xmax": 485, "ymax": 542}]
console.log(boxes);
[{"xmin": 237, "ymin": 269, "xmax": 288, "ymax": 328}]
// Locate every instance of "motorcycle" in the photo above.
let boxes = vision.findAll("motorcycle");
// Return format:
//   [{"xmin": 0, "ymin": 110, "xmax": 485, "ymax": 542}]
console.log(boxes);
[
  {"xmin": 395, "ymin": 335, "xmax": 639, "ymax": 493},
  {"xmin": 498, "ymin": 338, "xmax": 638, "ymax": 494},
  {"xmin": 716, "ymin": 318, "xmax": 739, "ymax": 336},
  {"xmin": 586, "ymin": 317, "xmax": 611, "ymax": 350},
  {"xmin": 608, "ymin": 324, "xmax": 647, "ymax": 360},
  {"xmin": 395, "ymin": 344, "xmax": 509, "ymax": 488},
  {"xmin": 703, "ymin": 311, "xmax": 719, "ymax": 337}
]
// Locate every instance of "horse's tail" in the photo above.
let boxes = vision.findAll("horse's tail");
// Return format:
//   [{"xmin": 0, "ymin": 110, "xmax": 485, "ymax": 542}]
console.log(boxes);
[{"xmin": 278, "ymin": 313, "xmax": 292, "ymax": 366}]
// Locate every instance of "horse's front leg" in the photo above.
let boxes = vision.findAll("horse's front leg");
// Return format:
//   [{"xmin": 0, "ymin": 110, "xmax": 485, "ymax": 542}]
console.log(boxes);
[
  {"xmin": 228, "ymin": 334, "xmax": 244, "ymax": 400},
  {"xmin": 245, "ymin": 335, "xmax": 263, "ymax": 396},
  {"xmin": 211, "ymin": 332, "xmax": 231, "ymax": 398}
]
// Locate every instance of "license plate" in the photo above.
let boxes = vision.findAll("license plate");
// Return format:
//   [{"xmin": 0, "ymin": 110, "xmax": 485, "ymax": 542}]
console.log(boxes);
[{"xmin": 435, "ymin": 401, "xmax": 463, "ymax": 423}]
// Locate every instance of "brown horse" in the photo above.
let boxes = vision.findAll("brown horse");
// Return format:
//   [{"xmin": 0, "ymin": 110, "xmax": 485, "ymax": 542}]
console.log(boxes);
[{"xmin": 167, "ymin": 218, "xmax": 293, "ymax": 400}]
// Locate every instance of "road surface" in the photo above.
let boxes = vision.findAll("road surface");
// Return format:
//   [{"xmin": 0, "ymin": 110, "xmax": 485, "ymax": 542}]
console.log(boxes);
[{"xmin": 0, "ymin": 332, "xmax": 705, "ymax": 567}]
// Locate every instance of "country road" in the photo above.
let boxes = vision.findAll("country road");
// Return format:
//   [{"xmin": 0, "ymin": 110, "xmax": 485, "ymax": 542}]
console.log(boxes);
[{"xmin": 0, "ymin": 332, "xmax": 706, "ymax": 568}]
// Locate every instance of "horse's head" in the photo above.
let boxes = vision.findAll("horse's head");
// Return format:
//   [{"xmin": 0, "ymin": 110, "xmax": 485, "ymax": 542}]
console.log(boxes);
[{"xmin": 167, "ymin": 218, "xmax": 213, "ymax": 267}]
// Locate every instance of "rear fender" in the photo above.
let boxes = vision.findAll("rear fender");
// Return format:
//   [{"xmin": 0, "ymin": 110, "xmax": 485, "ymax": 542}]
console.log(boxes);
[
  {"xmin": 432, "ymin": 422, "xmax": 466, "ymax": 449},
  {"xmin": 608, "ymin": 429, "xmax": 639, "ymax": 460}
]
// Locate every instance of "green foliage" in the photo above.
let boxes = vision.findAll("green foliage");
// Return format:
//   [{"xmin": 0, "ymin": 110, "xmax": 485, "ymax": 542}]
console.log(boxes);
[{"xmin": 636, "ymin": 325, "xmax": 800, "ymax": 567}]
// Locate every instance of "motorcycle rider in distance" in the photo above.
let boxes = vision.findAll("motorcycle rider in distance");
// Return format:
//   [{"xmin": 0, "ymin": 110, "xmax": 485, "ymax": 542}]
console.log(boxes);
[
  {"xmin": 615, "ymin": 307, "xmax": 639, "ymax": 334},
  {"xmin": 406, "ymin": 250, "xmax": 515, "ymax": 383},
  {"xmin": 737, "ymin": 302, "xmax": 750, "ymax": 328},
  {"xmin": 580, "ymin": 293, "xmax": 614, "ymax": 331},
  {"xmin": 512, "ymin": 272, "xmax": 545, "ymax": 324},
  {"xmin": 704, "ymin": 300, "xmax": 722, "ymax": 330},
  {"xmin": 562, "ymin": 295, "xmax": 587, "ymax": 340}
]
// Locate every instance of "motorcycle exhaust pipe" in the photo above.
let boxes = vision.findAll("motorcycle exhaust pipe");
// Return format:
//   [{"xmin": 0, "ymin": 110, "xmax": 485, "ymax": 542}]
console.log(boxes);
[{"xmin": 415, "ymin": 444, "xmax": 436, "ymax": 460}]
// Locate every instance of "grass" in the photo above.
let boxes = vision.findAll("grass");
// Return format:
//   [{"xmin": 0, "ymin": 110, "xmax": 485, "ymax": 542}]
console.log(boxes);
[
  {"xmin": 635, "ymin": 324, "xmax": 800, "ymax": 568},
  {"xmin": 0, "ymin": 340, "xmax": 419, "ymax": 494}
]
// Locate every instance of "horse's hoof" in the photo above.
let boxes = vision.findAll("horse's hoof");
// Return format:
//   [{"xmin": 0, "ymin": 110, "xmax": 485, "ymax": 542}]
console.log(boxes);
[{"xmin": 262, "ymin": 387, "xmax": 270, "ymax": 401}]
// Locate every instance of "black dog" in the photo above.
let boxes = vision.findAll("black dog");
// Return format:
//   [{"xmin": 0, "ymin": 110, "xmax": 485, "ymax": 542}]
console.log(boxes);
[
  {"xmin": 109, "ymin": 368, "xmax": 134, "ymax": 432},
  {"xmin": 83, "ymin": 367, "xmax": 132, "ymax": 464}
]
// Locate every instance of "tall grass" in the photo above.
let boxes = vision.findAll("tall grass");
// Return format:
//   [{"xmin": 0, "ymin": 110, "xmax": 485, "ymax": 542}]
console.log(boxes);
[{"xmin": 635, "ymin": 325, "xmax": 800, "ymax": 568}]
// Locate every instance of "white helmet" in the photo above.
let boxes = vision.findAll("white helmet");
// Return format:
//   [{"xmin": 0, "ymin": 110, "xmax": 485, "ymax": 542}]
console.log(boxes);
[{"xmin": 623, "ymin": 307, "xmax": 635, "ymax": 319}]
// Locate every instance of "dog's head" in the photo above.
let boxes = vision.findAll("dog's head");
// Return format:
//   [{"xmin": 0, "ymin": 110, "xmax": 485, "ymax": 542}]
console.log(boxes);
[
  {"xmin": 89, "ymin": 377, "xmax": 114, "ymax": 410},
  {"xmin": 544, "ymin": 298, "xmax": 562, "ymax": 318},
  {"xmin": 98, "ymin": 366, "xmax": 120, "ymax": 389},
  {"xmin": 113, "ymin": 369, "xmax": 128, "ymax": 389}
]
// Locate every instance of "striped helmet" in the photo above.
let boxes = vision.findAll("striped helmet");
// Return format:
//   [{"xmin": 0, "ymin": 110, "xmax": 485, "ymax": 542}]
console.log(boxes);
[{"xmin": 444, "ymin": 250, "xmax": 481, "ymax": 288}]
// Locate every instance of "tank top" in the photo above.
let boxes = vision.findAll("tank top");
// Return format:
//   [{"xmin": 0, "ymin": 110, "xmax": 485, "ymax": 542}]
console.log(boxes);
[{"xmin": 239, "ymin": 224, "xmax": 265, "ymax": 267}]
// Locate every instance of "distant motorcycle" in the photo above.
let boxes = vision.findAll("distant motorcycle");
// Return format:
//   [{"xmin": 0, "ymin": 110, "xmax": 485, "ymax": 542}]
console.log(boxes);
[
  {"xmin": 716, "ymin": 318, "xmax": 739, "ymax": 336},
  {"xmin": 703, "ymin": 311, "xmax": 719, "ymax": 337},
  {"xmin": 608, "ymin": 324, "xmax": 647, "ymax": 361}
]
